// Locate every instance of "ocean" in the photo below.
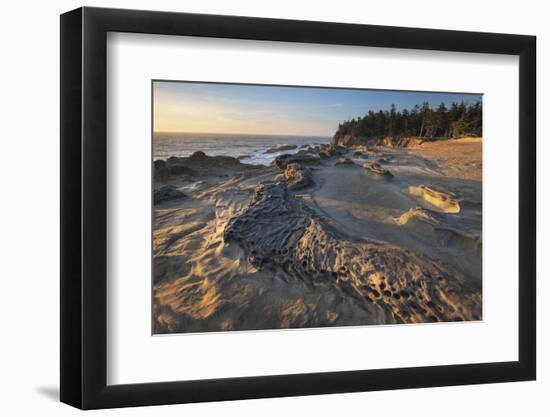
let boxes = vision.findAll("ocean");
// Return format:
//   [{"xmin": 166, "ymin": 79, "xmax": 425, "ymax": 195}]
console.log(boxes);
[{"xmin": 153, "ymin": 132, "xmax": 331, "ymax": 166}]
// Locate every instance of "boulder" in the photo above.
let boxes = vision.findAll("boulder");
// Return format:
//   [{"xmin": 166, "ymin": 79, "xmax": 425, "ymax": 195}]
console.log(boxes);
[
  {"xmin": 274, "ymin": 152, "xmax": 320, "ymax": 169},
  {"xmin": 363, "ymin": 162, "xmax": 393, "ymax": 177},
  {"xmin": 279, "ymin": 163, "xmax": 313, "ymax": 191},
  {"xmin": 156, "ymin": 152, "xmax": 262, "ymax": 180},
  {"xmin": 154, "ymin": 159, "xmax": 196, "ymax": 181},
  {"xmin": 189, "ymin": 151, "xmax": 207, "ymax": 160},
  {"xmin": 264, "ymin": 144, "xmax": 298, "ymax": 154}
]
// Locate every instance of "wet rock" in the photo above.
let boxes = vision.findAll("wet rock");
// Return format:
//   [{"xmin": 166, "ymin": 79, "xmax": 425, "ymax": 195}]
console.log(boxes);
[
  {"xmin": 264, "ymin": 144, "xmax": 298, "ymax": 154},
  {"xmin": 190, "ymin": 151, "xmax": 207, "ymax": 160},
  {"xmin": 335, "ymin": 157, "xmax": 355, "ymax": 167},
  {"xmin": 156, "ymin": 153, "xmax": 263, "ymax": 180},
  {"xmin": 154, "ymin": 160, "xmax": 169, "ymax": 180}
]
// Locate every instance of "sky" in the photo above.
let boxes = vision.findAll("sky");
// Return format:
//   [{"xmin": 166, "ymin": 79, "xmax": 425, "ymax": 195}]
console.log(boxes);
[{"xmin": 153, "ymin": 81, "xmax": 482, "ymax": 136}]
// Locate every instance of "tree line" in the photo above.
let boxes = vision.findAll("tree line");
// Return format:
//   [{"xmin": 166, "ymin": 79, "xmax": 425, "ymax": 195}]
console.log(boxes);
[{"xmin": 335, "ymin": 101, "xmax": 482, "ymax": 140}]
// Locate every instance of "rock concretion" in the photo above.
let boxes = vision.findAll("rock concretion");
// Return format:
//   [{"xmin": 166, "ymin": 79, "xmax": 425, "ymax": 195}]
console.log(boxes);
[
  {"xmin": 408, "ymin": 185, "xmax": 460, "ymax": 213},
  {"xmin": 394, "ymin": 206, "xmax": 441, "ymax": 226}
]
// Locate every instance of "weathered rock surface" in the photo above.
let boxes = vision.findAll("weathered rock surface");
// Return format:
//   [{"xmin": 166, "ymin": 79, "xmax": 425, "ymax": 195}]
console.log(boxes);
[
  {"xmin": 275, "ymin": 151, "xmax": 320, "ymax": 169},
  {"xmin": 152, "ymin": 139, "xmax": 482, "ymax": 333},
  {"xmin": 408, "ymin": 185, "xmax": 460, "ymax": 213},
  {"xmin": 394, "ymin": 206, "xmax": 481, "ymax": 254},
  {"xmin": 363, "ymin": 162, "xmax": 394, "ymax": 177},
  {"xmin": 154, "ymin": 159, "xmax": 196, "ymax": 181},
  {"xmin": 223, "ymin": 182, "xmax": 481, "ymax": 323},
  {"xmin": 155, "ymin": 153, "xmax": 263, "ymax": 180},
  {"xmin": 278, "ymin": 163, "xmax": 314, "ymax": 191},
  {"xmin": 374, "ymin": 157, "xmax": 390, "ymax": 165},
  {"xmin": 154, "ymin": 186, "xmax": 187, "ymax": 204},
  {"xmin": 332, "ymin": 134, "xmax": 425, "ymax": 149}
]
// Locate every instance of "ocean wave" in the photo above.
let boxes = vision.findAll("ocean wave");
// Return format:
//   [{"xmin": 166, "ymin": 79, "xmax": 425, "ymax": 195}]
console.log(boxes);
[{"xmin": 153, "ymin": 132, "xmax": 330, "ymax": 164}]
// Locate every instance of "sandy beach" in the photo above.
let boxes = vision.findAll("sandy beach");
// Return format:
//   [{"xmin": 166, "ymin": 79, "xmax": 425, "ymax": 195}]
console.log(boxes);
[{"xmin": 152, "ymin": 137, "xmax": 482, "ymax": 333}]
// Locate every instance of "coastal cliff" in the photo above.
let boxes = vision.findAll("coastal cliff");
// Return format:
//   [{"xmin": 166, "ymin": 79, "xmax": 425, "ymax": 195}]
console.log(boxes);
[{"xmin": 331, "ymin": 133, "xmax": 425, "ymax": 148}]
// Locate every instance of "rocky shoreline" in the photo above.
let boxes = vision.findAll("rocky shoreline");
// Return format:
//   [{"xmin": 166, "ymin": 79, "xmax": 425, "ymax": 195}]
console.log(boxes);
[{"xmin": 153, "ymin": 138, "xmax": 482, "ymax": 333}]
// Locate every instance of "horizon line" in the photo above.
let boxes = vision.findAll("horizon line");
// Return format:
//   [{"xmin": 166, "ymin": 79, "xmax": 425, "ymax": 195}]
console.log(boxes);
[{"xmin": 153, "ymin": 130, "xmax": 334, "ymax": 137}]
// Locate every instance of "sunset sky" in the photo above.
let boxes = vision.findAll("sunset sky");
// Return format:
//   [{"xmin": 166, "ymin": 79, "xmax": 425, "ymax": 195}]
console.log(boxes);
[{"xmin": 153, "ymin": 81, "xmax": 482, "ymax": 136}]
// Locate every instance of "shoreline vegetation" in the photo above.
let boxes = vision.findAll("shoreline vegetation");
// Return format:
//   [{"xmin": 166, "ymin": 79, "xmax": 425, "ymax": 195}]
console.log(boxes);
[
  {"xmin": 333, "ymin": 101, "xmax": 482, "ymax": 147},
  {"xmin": 153, "ymin": 103, "xmax": 482, "ymax": 334}
]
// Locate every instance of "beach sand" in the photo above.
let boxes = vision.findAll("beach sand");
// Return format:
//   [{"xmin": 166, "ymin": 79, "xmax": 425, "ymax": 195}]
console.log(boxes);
[{"xmin": 152, "ymin": 139, "xmax": 482, "ymax": 333}]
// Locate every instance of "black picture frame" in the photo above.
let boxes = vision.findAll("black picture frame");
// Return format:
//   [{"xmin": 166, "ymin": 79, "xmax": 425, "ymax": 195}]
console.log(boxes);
[{"xmin": 60, "ymin": 6, "xmax": 536, "ymax": 410}]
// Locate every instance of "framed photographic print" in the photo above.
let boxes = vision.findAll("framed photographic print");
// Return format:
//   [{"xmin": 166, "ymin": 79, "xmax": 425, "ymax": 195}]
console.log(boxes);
[{"xmin": 60, "ymin": 6, "xmax": 536, "ymax": 409}]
